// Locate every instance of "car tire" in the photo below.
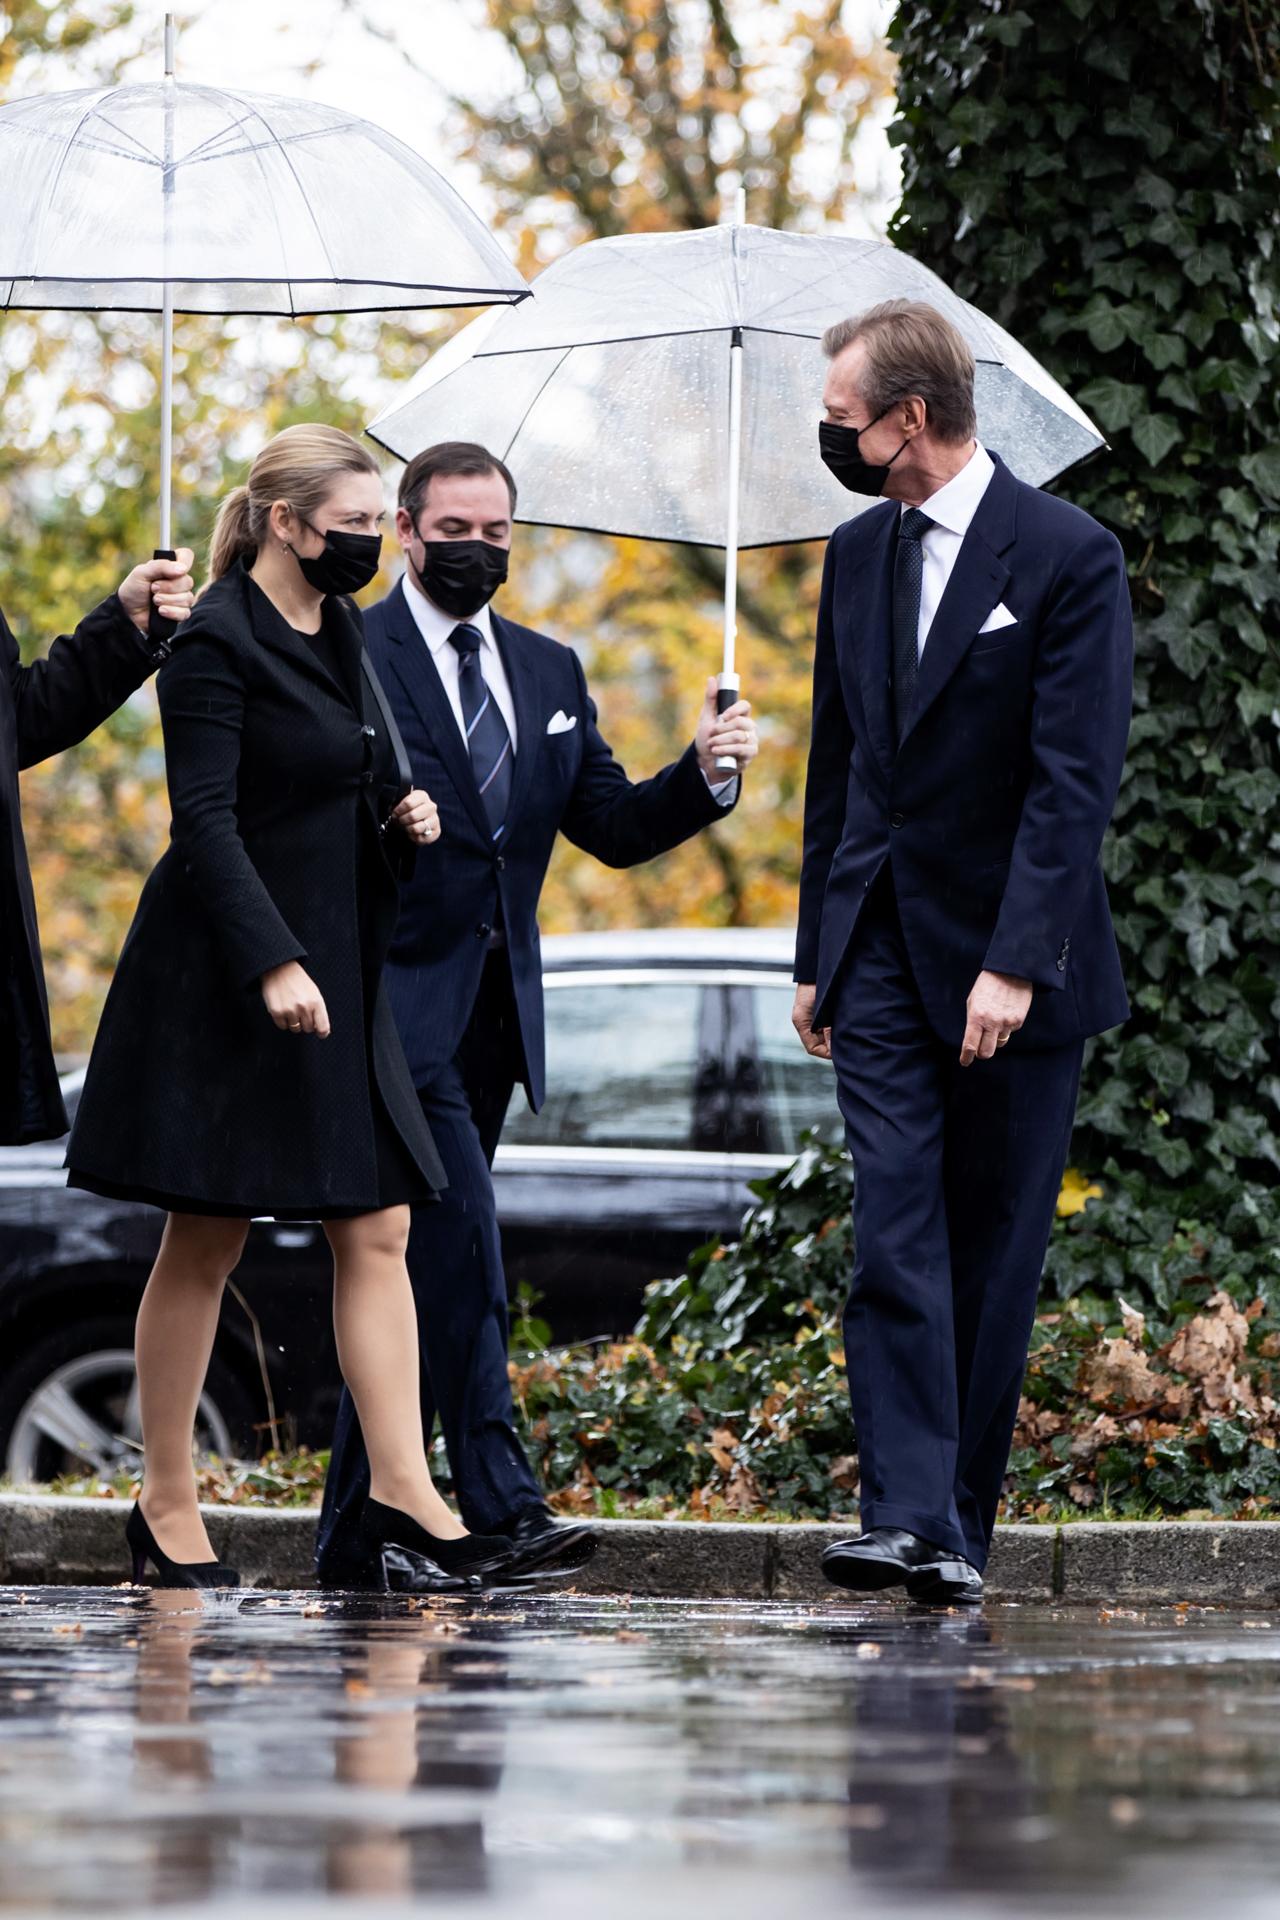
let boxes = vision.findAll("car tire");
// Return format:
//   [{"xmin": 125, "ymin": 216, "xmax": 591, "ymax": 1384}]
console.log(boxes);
[{"xmin": 0, "ymin": 1314, "xmax": 259, "ymax": 1485}]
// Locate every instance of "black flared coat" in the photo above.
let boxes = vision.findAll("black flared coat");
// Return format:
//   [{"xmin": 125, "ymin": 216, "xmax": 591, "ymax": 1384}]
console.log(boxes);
[
  {"xmin": 66, "ymin": 563, "xmax": 445, "ymax": 1214},
  {"xmin": 1, "ymin": 595, "xmax": 162, "ymax": 1144}
]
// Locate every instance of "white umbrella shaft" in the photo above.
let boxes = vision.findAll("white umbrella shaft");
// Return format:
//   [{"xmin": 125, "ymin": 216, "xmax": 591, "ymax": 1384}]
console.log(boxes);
[
  {"xmin": 716, "ymin": 327, "xmax": 744, "ymax": 770},
  {"xmin": 159, "ymin": 290, "xmax": 173, "ymax": 551},
  {"xmin": 157, "ymin": 16, "xmax": 177, "ymax": 556}
]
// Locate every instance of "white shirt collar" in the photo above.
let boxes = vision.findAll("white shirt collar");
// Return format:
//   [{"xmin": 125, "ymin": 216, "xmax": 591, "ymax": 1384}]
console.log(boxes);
[
  {"xmin": 401, "ymin": 566, "xmax": 496, "ymax": 657},
  {"xmin": 907, "ymin": 442, "xmax": 995, "ymax": 539}
]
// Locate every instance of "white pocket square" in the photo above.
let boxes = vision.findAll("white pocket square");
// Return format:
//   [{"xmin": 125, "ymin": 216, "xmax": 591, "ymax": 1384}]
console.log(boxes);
[
  {"xmin": 979, "ymin": 601, "xmax": 1018, "ymax": 634},
  {"xmin": 546, "ymin": 710, "xmax": 578, "ymax": 735}
]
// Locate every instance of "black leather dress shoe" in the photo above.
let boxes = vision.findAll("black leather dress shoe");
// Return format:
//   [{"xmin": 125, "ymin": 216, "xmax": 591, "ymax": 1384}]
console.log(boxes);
[
  {"xmin": 498, "ymin": 1507, "xmax": 599, "ymax": 1580},
  {"xmin": 822, "ymin": 1525, "xmax": 970, "ymax": 1596},
  {"xmin": 906, "ymin": 1557, "xmax": 984, "ymax": 1607}
]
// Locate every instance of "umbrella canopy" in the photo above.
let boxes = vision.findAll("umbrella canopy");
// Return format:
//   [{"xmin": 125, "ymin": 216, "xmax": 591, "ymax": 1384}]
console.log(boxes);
[
  {"xmin": 0, "ymin": 18, "xmax": 529, "ymax": 571},
  {"xmin": 366, "ymin": 222, "xmax": 1102, "ymax": 549},
  {"xmin": 0, "ymin": 81, "xmax": 527, "ymax": 315}
]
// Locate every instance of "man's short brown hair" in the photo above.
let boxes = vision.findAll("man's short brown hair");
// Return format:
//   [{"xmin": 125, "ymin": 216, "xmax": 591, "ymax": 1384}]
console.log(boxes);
[
  {"xmin": 399, "ymin": 440, "xmax": 518, "ymax": 523},
  {"xmin": 822, "ymin": 299, "xmax": 977, "ymax": 445}
]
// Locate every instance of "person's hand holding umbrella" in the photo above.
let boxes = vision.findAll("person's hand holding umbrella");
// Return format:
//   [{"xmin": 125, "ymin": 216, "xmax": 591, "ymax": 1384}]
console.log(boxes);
[
  {"xmin": 695, "ymin": 677, "xmax": 758, "ymax": 784},
  {"xmin": 115, "ymin": 550, "xmax": 196, "ymax": 636}
]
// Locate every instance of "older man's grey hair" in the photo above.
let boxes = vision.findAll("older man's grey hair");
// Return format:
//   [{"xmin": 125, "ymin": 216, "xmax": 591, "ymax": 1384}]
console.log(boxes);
[{"xmin": 823, "ymin": 298, "xmax": 978, "ymax": 446}]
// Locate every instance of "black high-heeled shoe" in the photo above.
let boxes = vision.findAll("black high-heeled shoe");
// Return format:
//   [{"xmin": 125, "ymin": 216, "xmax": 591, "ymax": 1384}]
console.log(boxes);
[
  {"xmin": 125, "ymin": 1502, "xmax": 240, "ymax": 1590},
  {"xmin": 361, "ymin": 1498, "xmax": 517, "ymax": 1594}
]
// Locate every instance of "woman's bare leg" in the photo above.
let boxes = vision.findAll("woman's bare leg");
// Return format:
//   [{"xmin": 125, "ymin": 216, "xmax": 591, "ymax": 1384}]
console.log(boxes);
[
  {"xmin": 326, "ymin": 1207, "xmax": 466, "ymax": 1540},
  {"xmin": 135, "ymin": 1212, "xmax": 250, "ymax": 1563}
]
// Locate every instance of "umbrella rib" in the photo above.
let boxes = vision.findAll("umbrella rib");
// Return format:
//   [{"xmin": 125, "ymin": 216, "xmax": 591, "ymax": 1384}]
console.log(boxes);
[
  {"xmin": 240, "ymin": 99, "xmax": 338, "ymax": 310},
  {"xmin": 25, "ymin": 90, "xmax": 112, "ymax": 286},
  {"xmin": 499, "ymin": 344, "xmax": 574, "ymax": 460}
]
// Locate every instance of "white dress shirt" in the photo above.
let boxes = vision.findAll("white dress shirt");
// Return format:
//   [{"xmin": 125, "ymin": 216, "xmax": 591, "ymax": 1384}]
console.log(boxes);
[
  {"xmin": 402, "ymin": 568, "xmax": 519, "ymax": 749},
  {"xmin": 906, "ymin": 442, "xmax": 996, "ymax": 658},
  {"xmin": 401, "ymin": 565, "xmax": 736, "ymax": 803}
]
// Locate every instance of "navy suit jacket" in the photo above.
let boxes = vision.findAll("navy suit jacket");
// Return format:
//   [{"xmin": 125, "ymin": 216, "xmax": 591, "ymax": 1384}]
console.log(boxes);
[
  {"xmin": 366, "ymin": 579, "xmax": 736, "ymax": 1107},
  {"xmin": 796, "ymin": 455, "xmax": 1133, "ymax": 1050}
]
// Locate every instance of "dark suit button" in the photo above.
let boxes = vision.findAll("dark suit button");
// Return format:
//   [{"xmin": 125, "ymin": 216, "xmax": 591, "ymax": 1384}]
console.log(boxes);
[
  {"xmin": 359, "ymin": 771, "xmax": 372, "ymax": 786},
  {"xmin": 476, "ymin": 922, "xmax": 492, "ymax": 940},
  {"xmin": 495, "ymin": 855, "xmax": 506, "ymax": 872},
  {"xmin": 890, "ymin": 812, "xmax": 906, "ymax": 829}
]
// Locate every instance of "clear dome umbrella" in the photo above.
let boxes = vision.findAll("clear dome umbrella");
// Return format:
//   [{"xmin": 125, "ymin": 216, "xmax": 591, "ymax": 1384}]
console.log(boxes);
[
  {"xmin": 0, "ymin": 14, "xmax": 528, "ymax": 634},
  {"xmin": 367, "ymin": 208, "xmax": 1102, "ymax": 764}
]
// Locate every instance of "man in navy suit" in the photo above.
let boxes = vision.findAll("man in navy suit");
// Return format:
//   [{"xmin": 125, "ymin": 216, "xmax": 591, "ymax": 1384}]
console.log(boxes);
[
  {"xmin": 794, "ymin": 300, "xmax": 1132, "ymax": 1605},
  {"xmin": 317, "ymin": 441, "xmax": 758, "ymax": 1587}
]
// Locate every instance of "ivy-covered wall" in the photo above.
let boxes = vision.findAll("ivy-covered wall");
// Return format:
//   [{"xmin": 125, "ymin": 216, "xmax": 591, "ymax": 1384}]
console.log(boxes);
[{"xmin": 890, "ymin": 1, "xmax": 1280, "ymax": 1227}]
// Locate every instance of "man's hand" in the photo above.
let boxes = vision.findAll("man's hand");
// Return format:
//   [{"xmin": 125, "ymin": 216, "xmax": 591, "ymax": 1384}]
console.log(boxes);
[
  {"xmin": 792, "ymin": 983, "xmax": 832, "ymax": 1061},
  {"xmin": 960, "ymin": 969, "xmax": 1033, "ymax": 1066},
  {"xmin": 695, "ymin": 677, "xmax": 759, "ymax": 781},
  {"xmin": 117, "ymin": 549, "xmax": 195, "ymax": 635},
  {"xmin": 261, "ymin": 961, "xmax": 331, "ymax": 1038},
  {"xmin": 390, "ymin": 787, "xmax": 441, "ymax": 845}
]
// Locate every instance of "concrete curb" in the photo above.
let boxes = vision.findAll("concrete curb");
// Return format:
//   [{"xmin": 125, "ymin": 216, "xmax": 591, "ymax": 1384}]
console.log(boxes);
[{"xmin": 4, "ymin": 1495, "xmax": 1280, "ymax": 1603}]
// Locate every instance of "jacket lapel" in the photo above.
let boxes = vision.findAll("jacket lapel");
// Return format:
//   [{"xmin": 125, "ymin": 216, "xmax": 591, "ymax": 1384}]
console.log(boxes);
[
  {"xmin": 377, "ymin": 580, "xmax": 493, "ymax": 844},
  {"xmin": 903, "ymin": 457, "xmax": 1017, "ymax": 745},
  {"xmin": 491, "ymin": 610, "xmax": 543, "ymax": 829},
  {"xmin": 237, "ymin": 565, "xmax": 358, "ymax": 711},
  {"xmin": 842, "ymin": 504, "xmax": 898, "ymax": 779}
]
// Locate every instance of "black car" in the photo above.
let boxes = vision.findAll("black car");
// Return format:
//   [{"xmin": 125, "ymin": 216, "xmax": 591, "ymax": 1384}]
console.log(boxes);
[{"xmin": 0, "ymin": 929, "xmax": 842, "ymax": 1483}]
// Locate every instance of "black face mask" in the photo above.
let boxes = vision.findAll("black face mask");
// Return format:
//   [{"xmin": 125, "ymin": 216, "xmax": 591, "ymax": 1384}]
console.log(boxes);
[
  {"xmin": 818, "ymin": 411, "xmax": 910, "ymax": 496},
  {"xmin": 410, "ymin": 536, "xmax": 509, "ymax": 620},
  {"xmin": 294, "ymin": 522, "xmax": 383, "ymax": 597}
]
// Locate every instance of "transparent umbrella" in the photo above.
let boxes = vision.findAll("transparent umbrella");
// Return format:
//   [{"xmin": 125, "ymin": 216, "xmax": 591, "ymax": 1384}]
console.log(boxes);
[
  {"xmin": 0, "ymin": 15, "xmax": 528, "ymax": 633},
  {"xmin": 367, "ymin": 214, "xmax": 1102, "ymax": 761}
]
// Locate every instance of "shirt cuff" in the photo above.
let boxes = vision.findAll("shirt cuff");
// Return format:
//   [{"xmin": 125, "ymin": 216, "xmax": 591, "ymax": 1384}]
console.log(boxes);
[{"xmin": 704, "ymin": 771, "xmax": 739, "ymax": 807}]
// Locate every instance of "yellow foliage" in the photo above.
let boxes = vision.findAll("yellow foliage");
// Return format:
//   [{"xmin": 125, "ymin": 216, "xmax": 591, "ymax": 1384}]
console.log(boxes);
[{"xmin": 1057, "ymin": 1167, "xmax": 1104, "ymax": 1218}]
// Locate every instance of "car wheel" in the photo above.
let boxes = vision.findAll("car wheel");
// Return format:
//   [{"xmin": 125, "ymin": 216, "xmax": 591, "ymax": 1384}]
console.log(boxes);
[{"xmin": 0, "ymin": 1315, "xmax": 258, "ymax": 1485}]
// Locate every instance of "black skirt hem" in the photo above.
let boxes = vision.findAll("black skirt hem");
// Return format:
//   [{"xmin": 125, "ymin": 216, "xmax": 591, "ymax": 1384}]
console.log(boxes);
[{"xmin": 64, "ymin": 1166, "xmax": 439, "ymax": 1221}]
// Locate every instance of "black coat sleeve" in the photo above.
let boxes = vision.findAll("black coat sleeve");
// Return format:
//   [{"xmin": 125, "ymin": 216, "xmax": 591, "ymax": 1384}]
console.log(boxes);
[
  {"xmin": 5, "ymin": 594, "xmax": 157, "ymax": 771},
  {"xmin": 794, "ymin": 535, "xmax": 853, "ymax": 983},
  {"xmin": 559, "ymin": 651, "xmax": 737, "ymax": 869},
  {"xmin": 158, "ymin": 633, "xmax": 308, "ymax": 989},
  {"xmin": 982, "ymin": 524, "xmax": 1134, "ymax": 990}
]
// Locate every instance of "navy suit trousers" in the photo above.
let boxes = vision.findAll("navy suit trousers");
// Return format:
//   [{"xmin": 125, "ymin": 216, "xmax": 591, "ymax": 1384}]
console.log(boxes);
[
  {"xmin": 316, "ymin": 955, "xmax": 544, "ymax": 1573},
  {"xmin": 831, "ymin": 871, "xmax": 1083, "ymax": 1570}
]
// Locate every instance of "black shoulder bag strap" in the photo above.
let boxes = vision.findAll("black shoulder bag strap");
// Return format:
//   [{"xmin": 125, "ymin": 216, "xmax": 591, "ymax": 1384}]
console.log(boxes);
[{"xmin": 360, "ymin": 650, "xmax": 414, "ymax": 803}]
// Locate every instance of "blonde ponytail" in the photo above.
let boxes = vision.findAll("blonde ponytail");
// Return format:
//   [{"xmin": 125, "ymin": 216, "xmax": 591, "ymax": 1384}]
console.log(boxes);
[
  {"xmin": 206, "ymin": 425, "xmax": 381, "ymax": 584},
  {"xmin": 208, "ymin": 485, "xmax": 256, "ymax": 582}
]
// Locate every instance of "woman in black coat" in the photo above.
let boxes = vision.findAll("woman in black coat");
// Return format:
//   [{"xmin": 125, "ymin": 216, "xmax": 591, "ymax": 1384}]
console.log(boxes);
[
  {"xmin": 1, "ymin": 558, "xmax": 194, "ymax": 1144},
  {"xmin": 67, "ymin": 425, "xmax": 516, "ymax": 1592}
]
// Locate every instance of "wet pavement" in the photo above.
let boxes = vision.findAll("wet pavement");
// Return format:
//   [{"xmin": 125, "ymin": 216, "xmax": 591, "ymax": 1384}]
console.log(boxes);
[{"xmin": 3, "ymin": 1589, "xmax": 1280, "ymax": 1919}]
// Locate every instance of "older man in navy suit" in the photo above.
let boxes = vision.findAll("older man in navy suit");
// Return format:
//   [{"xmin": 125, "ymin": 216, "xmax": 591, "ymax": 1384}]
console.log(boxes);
[
  {"xmin": 317, "ymin": 441, "xmax": 758, "ymax": 1587},
  {"xmin": 795, "ymin": 300, "xmax": 1132, "ymax": 1605}
]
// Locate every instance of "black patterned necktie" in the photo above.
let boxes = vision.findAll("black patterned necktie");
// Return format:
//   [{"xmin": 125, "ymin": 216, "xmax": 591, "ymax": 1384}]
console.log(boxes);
[
  {"xmin": 891, "ymin": 507, "xmax": 934, "ymax": 747},
  {"xmin": 449, "ymin": 622, "xmax": 514, "ymax": 842}
]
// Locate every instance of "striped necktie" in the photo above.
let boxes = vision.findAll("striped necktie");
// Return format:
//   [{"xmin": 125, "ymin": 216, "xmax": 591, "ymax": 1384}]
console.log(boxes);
[
  {"xmin": 449, "ymin": 622, "xmax": 514, "ymax": 842},
  {"xmin": 891, "ymin": 507, "xmax": 934, "ymax": 748}
]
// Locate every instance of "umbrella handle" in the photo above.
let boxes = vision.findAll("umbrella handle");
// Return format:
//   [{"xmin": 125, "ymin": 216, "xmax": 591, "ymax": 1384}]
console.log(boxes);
[
  {"xmin": 714, "ymin": 671, "xmax": 741, "ymax": 773},
  {"xmin": 147, "ymin": 548, "xmax": 179, "ymax": 658}
]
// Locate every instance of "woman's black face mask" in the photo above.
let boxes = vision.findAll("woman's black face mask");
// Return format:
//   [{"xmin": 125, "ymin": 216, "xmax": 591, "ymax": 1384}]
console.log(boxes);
[
  {"xmin": 818, "ymin": 409, "xmax": 910, "ymax": 496},
  {"xmin": 409, "ymin": 534, "xmax": 510, "ymax": 620},
  {"xmin": 294, "ymin": 522, "xmax": 383, "ymax": 597}
]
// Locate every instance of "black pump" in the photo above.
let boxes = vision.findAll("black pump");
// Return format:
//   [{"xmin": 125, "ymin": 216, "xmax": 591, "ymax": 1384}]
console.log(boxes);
[
  {"xmin": 125, "ymin": 1502, "xmax": 240, "ymax": 1590},
  {"xmin": 361, "ymin": 1497, "xmax": 516, "ymax": 1593}
]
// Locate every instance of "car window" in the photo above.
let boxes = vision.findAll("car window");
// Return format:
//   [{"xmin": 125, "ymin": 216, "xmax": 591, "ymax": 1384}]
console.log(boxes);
[
  {"xmin": 749, "ymin": 982, "xmax": 844, "ymax": 1156},
  {"xmin": 501, "ymin": 981, "xmax": 713, "ymax": 1151}
]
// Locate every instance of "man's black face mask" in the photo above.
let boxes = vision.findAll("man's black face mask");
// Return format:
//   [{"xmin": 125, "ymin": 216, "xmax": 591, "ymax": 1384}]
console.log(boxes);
[
  {"xmin": 818, "ymin": 410, "xmax": 910, "ymax": 496},
  {"xmin": 409, "ymin": 534, "xmax": 509, "ymax": 620}
]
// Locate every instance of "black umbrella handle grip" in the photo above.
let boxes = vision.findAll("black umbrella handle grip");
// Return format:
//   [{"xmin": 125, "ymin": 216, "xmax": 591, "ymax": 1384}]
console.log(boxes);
[
  {"xmin": 714, "ymin": 672, "xmax": 741, "ymax": 774},
  {"xmin": 147, "ymin": 548, "xmax": 179, "ymax": 658}
]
